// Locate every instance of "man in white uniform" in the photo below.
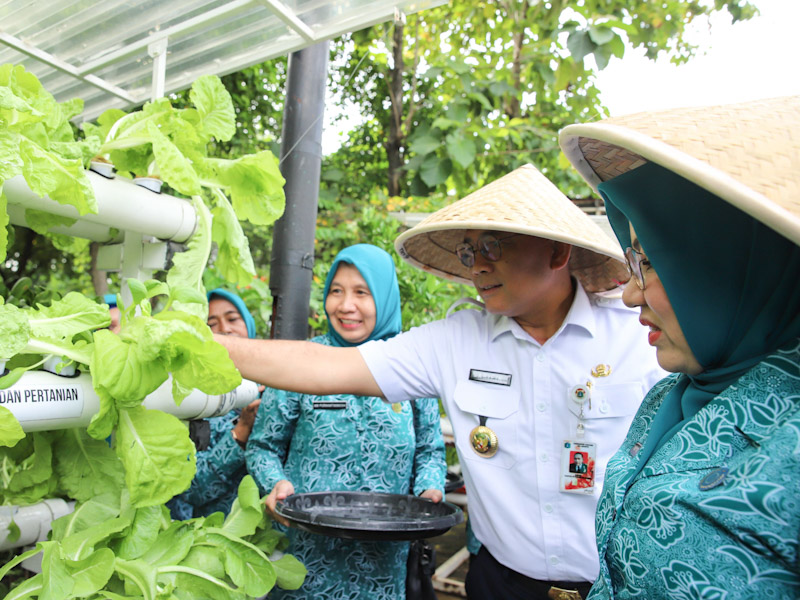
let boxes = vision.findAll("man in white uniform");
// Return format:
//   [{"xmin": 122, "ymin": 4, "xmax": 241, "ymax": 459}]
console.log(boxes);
[{"xmin": 216, "ymin": 164, "xmax": 665, "ymax": 600}]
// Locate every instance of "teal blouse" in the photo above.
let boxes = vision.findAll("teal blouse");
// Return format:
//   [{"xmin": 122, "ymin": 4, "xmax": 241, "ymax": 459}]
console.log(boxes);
[
  {"xmin": 589, "ymin": 339, "xmax": 800, "ymax": 600},
  {"xmin": 246, "ymin": 333, "xmax": 446, "ymax": 600}
]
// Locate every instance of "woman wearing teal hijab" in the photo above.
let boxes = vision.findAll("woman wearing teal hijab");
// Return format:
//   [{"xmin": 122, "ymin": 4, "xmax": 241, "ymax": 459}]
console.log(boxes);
[
  {"xmin": 560, "ymin": 96, "xmax": 800, "ymax": 599},
  {"xmin": 246, "ymin": 244, "xmax": 446, "ymax": 600}
]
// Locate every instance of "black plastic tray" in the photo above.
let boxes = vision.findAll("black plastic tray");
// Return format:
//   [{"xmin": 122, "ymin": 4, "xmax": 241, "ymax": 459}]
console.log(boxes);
[{"xmin": 275, "ymin": 491, "xmax": 464, "ymax": 541}]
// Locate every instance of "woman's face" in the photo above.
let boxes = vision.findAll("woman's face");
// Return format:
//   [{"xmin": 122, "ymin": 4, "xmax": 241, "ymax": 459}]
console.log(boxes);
[
  {"xmin": 207, "ymin": 298, "xmax": 249, "ymax": 338},
  {"xmin": 326, "ymin": 263, "xmax": 377, "ymax": 344},
  {"xmin": 622, "ymin": 225, "xmax": 703, "ymax": 375}
]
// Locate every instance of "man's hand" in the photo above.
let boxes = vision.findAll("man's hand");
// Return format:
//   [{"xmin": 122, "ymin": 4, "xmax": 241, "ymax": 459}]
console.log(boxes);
[
  {"xmin": 212, "ymin": 334, "xmax": 383, "ymax": 398},
  {"xmin": 264, "ymin": 479, "xmax": 295, "ymax": 526}
]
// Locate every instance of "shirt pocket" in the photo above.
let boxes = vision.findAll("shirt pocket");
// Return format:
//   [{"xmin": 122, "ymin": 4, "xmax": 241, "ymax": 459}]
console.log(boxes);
[
  {"xmin": 453, "ymin": 379, "xmax": 520, "ymax": 469},
  {"xmin": 567, "ymin": 382, "xmax": 644, "ymax": 421},
  {"xmin": 567, "ymin": 382, "xmax": 644, "ymax": 483}
]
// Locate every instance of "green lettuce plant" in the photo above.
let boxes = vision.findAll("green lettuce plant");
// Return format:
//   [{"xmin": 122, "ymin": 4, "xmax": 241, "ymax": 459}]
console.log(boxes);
[{"xmin": 0, "ymin": 477, "xmax": 306, "ymax": 599}]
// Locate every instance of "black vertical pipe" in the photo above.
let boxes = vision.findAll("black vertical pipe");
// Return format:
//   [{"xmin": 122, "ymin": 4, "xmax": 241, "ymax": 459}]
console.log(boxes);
[{"xmin": 269, "ymin": 42, "xmax": 329, "ymax": 340}]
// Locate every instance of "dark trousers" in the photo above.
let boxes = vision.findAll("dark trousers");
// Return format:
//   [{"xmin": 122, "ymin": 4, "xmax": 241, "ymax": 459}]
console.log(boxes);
[{"xmin": 465, "ymin": 546, "xmax": 593, "ymax": 600}]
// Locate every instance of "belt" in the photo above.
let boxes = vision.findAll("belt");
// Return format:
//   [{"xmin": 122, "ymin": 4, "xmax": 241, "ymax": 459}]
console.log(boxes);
[
  {"xmin": 481, "ymin": 547, "xmax": 592, "ymax": 599},
  {"xmin": 547, "ymin": 586, "xmax": 588, "ymax": 600},
  {"xmin": 509, "ymin": 575, "xmax": 590, "ymax": 600}
]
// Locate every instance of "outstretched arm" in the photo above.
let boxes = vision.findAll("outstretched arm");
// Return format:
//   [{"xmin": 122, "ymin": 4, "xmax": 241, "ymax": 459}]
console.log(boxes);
[{"xmin": 214, "ymin": 334, "xmax": 384, "ymax": 397}]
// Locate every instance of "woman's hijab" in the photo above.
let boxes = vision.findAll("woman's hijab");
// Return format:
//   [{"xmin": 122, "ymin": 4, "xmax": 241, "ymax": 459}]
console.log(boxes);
[
  {"xmin": 598, "ymin": 161, "xmax": 800, "ymax": 449},
  {"xmin": 323, "ymin": 244, "xmax": 403, "ymax": 348},
  {"xmin": 207, "ymin": 288, "xmax": 257, "ymax": 339}
]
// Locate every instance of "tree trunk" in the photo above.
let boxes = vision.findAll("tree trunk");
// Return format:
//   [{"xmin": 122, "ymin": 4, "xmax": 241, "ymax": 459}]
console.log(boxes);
[
  {"xmin": 385, "ymin": 23, "xmax": 405, "ymax": 197},
  {"xmin": 504, "ymin": 0, "xmax": 529, "ymax": 119}
]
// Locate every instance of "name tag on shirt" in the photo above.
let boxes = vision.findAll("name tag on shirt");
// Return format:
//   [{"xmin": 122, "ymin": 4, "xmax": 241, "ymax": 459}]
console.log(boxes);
[
  {"xmin": 469, "ymin": 369, "xmax": 512, "ymax": 386},
  {"xmin": 313, "ymin": 400, "xmax": 348, "ymax": 410}
]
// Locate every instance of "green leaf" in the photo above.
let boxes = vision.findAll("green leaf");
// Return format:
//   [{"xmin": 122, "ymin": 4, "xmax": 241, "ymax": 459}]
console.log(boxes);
[
  {"xmin": 52, "ymin": 428, "xmax": 124, "ymax": 502},
  {"xmin": 147, "ymin": 121, "xmax": 201, "ymax": 196},
  {"xmin": 210, "ymin": 189, "xmax": 256, "ymax": 286},
  {"xmin": 5, "ymin": 433, "xmax": 54, "ymax": 494},
  {"xmin": 190, "ymin": 75, "xmax": 236, "ymax": 142},
  {"xmin": 209, "ymin": 532, "xmax": 276, "ymax": 597},
  {"xmin": 588, "ymin": 25, "xmax": 615, "ymax": 45},
  {"xmin": 199, "ymin": 152, "xmax": 286, "ymax": 226},
  {"xmin": 164, "ymin": 567, "xmax": 243, "ymax": 600},
  {"xmin": 0, "ymin": 131, "xmax": 24, "ymax": 181},
  {"xmin": 156, "ymin": 321, "xmax": 241, "ymax": 397},
  {"xmin": 115, "ymin": 558, "xmax": 157, "ymax": 600},
  {"xmin": 179, "ymin": 546, "xmax": 226, "ymax": 581},
  {"xmin": 566, "ymin": 29, "xmax": 595, "ymax": 63},
  {"xmin": 0, "ymin": 302, "xmax": 31, "ymax": 359},
  {"xmin": 444, "ymin": 103, "xmax": 469, "ymax": 123},
  {"xmin": 0, "ymin": 544, "xmax": 42, "ymax": 581},
  {"xmin": 126, "ymin": 278, "xmax": 149, "ymax": 309},
  {"xmin": 31, "ymin": 291, "xmax": 109, "ymax": 335},
  {"xmin": 140, "ymin": 521, "xmax": 195, "ymax": 568},
  {"xmin": 2, "ymin": 571, "xmax": 43, "ymax": 599},
  {"xmin": 0, "ymin": 406, "xmax": 25, "ymax": 447},
  {"xmin": 39, "ymin": 541, "xmax": 74, "ymax": 600},
  {"xmin": 220, "ymin": 477, "xmax": 263, "ymax": 539},
  {"xmin": 408, "ymin": 134, "xmax": 441, "ymax": 156},
  {"xmin": 271, "ymin": 553, "xmax": 307, "ymax": 590},
  {"xmin": 66, "ymin": 548, "xmax": 115, "ymax": 597},
  {"xmin": 115, "ymin": 505, "xmax": 164, "ymax": 560},
  {"xmin": 166, "ymin": 196, "xmax": 212, "ymax": 319},
  {"xmin": 50, "ymin": 492, "xmax": 121, "ymax": 542},
  {"xmin": 90, "ymin": 328, "xmax": 169, "ymax": 407},
  {"xmin": 445, "ymin": 131, "xmax": 476, "ymax": 169},
  {"xmin": 419, "ymin": 155, "xmax": 452, "ymax": 187},
  {"xmin": 19, "ymin": 137, "xmax": 96, "ymax": 215},
  {"xmin": 115, "ymin": 406, "xmax": 195, "ymax": 508}
]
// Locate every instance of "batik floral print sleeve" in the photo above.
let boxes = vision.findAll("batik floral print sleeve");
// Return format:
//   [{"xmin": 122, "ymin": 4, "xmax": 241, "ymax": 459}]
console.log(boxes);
[
  {"xmin": 246, "ymin": 334, "xmax": 447, "ymax": 600},
  {"xmin": 590, "ymin": 340, "xmax": 800, "ymax": 600},
  {"xmin": 410, "ymin": 397, "xmax": 447, "ymax": 496}
]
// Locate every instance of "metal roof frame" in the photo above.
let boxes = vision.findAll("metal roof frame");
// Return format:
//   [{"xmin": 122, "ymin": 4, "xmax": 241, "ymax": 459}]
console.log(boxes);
[{"xmin": 0, "ymin": 0, "xmax": 445, "ymax": 121}]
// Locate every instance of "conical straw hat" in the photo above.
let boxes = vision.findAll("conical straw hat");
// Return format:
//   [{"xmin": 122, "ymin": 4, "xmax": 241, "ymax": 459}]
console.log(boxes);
[
  {"xmin": 394, "ymin": 164, "xmax": 628, "ymax": 292},
  {"xmin": 559, "ymin": 95, "xmax": 800, "ymax": 245}
]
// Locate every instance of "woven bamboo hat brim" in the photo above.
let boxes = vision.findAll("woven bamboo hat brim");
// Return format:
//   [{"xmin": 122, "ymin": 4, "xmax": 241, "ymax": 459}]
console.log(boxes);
[
  {"xmin": 394, "ymin": 164, "xmax": 628, "ymax": 292},
  {"xmin": 559, "ymin": 95, "xmax": 800, "ymax": 246}
]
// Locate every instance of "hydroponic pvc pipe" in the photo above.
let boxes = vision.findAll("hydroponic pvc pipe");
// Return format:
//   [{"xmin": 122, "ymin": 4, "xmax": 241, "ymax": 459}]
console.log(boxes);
[
  {"xmin": 1, "ymin": 371, "xmax": 260, "ymax": 432},
  {"xmin": 4, "ymin": 170, "xmax": 196, "ymax": 243},
  {"xmin": 0, "ymin": 499, "xmax": 74, "ymax": 552}
]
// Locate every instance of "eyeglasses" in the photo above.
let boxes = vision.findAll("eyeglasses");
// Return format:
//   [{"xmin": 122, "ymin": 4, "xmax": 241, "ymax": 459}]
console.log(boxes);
[
  {"xmin": 624, "ymin": 247, "xmax": 651, "ymax": 290},
  {"xmin": 455, "ymin": 233, "xmax": 520, "ymax": 268}
]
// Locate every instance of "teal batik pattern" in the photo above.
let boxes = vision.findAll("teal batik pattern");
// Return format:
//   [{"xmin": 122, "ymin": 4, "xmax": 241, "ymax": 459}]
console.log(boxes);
[
  {"xmin": 590, "ymin": 339, "xmax": 800, "ymax": 600},
  {"xmin": 169, "ymin": 410, "xmax": 248, "ymax": 520},
  {"xmin": 246, "ymin": 334, "xmax": 446, "ymax": 600}
]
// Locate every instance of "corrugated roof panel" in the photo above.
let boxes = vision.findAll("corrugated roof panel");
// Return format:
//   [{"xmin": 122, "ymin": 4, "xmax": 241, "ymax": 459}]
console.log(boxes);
[{"xmin": 0, "ymin": 0, "xmax": 445, "ymax": 120}]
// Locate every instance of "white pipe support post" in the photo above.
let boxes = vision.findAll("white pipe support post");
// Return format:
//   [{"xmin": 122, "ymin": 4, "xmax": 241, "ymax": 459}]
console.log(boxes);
[
  {"xmin": 148, "ymin": 37, "xmax": 168, "ymax": 101},
  {"xmin": 0, "ymin": 371, "xmax": 261, "ymax": 433}
]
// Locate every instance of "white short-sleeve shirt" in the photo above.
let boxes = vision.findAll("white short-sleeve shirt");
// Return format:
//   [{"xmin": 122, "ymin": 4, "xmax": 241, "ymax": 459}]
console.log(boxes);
[{"xmin": 359, "ymin": 283, "xmax": 666, "ymax": 582}]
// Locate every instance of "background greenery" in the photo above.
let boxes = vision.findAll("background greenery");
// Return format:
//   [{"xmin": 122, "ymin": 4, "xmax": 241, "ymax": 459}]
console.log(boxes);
[{"xmin": 1, "ymin": 0, "xmax": 757, "ymax": 338}]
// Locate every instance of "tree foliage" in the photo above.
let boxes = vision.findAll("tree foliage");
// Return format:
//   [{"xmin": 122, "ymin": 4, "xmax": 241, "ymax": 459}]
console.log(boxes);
[
  {"xmin": 327, "ymin": 0, "xmax": 757, "ymax": 199},
  {"xmin": 2, "ymin": 0, "xmax": 758, "ymax": 332}
]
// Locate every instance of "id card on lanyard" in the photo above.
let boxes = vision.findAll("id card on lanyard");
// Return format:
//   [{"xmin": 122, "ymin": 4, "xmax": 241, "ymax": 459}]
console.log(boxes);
[{"xmin": 559, "ymin": 364, "xmax": 611, "ymax": 494}]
